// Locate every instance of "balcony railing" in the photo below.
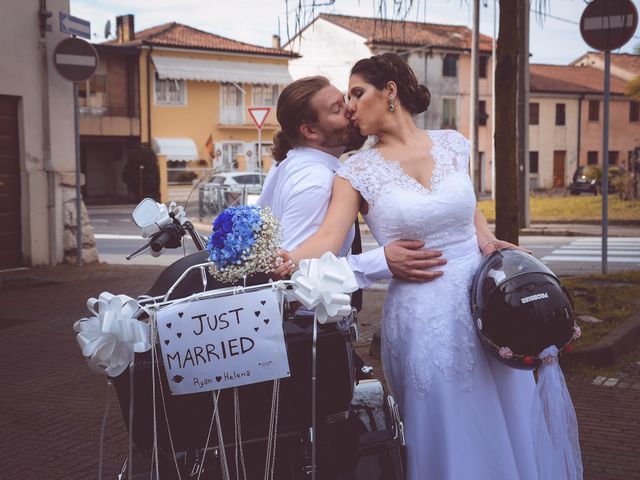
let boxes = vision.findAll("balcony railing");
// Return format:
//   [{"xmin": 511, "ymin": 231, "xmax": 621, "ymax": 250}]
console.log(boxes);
[
  {"xmin": 79, "ymin": 105, "xmax": 140, "ymax": 118},
  {"xmin": 220, "ymin": 106, "xmax": 245, "ymax": 125}
]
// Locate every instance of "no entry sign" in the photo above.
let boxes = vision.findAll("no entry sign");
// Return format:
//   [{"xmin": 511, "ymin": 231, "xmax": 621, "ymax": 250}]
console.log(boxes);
[
  {"xmin": 53, "ymin": 37, "xmax": 98, "ymax": 82},
  {"xmin": 580, "ymin": 0, "xmax": 638, "ymax": 51}
]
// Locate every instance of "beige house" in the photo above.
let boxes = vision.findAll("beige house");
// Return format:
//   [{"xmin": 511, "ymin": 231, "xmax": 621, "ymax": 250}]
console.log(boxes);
[
  {"xmin": 0, "ymin": 0, "xmax": 97, "ymax": 267},
  {"xmin": 529, "ymin": 60, "xmax": 640, "ymax": 190},
  {"xmin": 286, "ymin": 13, "xmax": 496, "ymax": 192},
  {"xmin": 95, "ymin": 16, "xmax": 295, "ymax": 203}
]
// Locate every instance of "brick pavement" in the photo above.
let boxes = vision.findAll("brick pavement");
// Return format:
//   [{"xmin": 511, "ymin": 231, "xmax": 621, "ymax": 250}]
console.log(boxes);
[{"xmin": 1, "ymin": 264, "xmax": 639, "ymax": 479}]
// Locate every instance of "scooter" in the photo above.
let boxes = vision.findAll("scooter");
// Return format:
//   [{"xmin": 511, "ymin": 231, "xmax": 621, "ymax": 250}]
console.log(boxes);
[{"xmin": 110, "ymin": 198, "xmax": 405, "ymax": 479}]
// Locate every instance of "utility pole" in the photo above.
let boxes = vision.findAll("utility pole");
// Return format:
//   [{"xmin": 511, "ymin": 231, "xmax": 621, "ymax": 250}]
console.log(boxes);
[
  {"xmin": 470, "ymin": 0, "xmax": 481, "ymax": 195},
  {"xmin": 516, "ymin": 0, "xmax": 530, "ymax": 228}
]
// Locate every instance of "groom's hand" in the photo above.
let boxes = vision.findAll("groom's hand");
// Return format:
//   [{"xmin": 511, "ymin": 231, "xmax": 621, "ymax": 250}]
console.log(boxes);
[{"xmin": 384, "ymin": 240, "xmax": 446, "ymax": 282}]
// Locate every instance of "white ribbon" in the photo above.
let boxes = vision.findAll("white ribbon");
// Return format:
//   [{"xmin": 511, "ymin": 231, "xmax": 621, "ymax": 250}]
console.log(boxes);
[
  {"xmin": 291, "ymin": 252, "xmax": 359, "ymax": 324},
  {"xmin": 532, "ymin": 345, "xmax": 583, "ymax": 480},
  {"xmin": 73, "ymin": 292, "xmax": 151, "ymax": 377}
]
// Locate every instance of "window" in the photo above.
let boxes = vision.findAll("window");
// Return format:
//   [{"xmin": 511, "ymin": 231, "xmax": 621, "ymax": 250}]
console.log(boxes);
[
  {"xmin": 479, "ymin": 55, "xmax": 489, "ymax": 78},
  {"xmin": 529, "ymin": 151, "xmax": 539, "ymax": 174},
  {"xmin": 220, "ymin": 83, "xmax": 245, "ymax": 124},
  {"xmin": 442, "ymin": 54, "xmax": 458, "ymax": 77},
  {"xmin": 221, "ymin": 142, "xmax": 243, "ymax": 169},
  {"xmin": 587, "ymin": 151, "xmax": 598, "ymax": 165},
  {"xmin": 442, "ymin": 98, "xmax": 456, "ymax": 129},
  {"xmin": 608, "ymin": 151, "xmax": 619, "ymax": 165},
  {"xmin": 630, "ymin": 101, "xmax": 640, "ymax": 122},
  {"xmin": 555, "ymin": 103, "xmax": 566, "ymax": 126},
  {"xmin": 588, "ymin": 100, "xmax": 599, "ymax": 122},
  {"xmin": 252, "ymin": 85, "xmax": 279, "ymax": 107},
  {"xmin": 478, "ymin": 100, "xmax": 488, "ymax": 126},
  {"xmin": 529, "ymin": 102, "xmax": 539, "ymax": 125},
  {"xmin": 155, "ymin": 77, "xmax": 186, "ymax": 105}
]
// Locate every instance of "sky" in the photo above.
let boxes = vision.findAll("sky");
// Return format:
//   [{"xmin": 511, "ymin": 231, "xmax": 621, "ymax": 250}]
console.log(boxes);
[{"xmin": 70, "ymin": 0, "xmax": 640, "ymax": 65}]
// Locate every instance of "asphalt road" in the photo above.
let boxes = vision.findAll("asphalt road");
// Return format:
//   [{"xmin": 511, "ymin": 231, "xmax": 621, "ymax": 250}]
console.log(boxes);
[{"xmin": 88, "ymin": 206, "xmax": 640, "ymax": 280}]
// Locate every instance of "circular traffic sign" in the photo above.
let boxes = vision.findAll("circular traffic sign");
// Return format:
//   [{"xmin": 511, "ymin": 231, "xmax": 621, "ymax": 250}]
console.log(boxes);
[
  {"xmin": 53, "ymin": 37, "xmax": 98, "ymax": 82},
  {"xmin": 580, "ymin": 0, "xmax": 638, "ymax": 51}
]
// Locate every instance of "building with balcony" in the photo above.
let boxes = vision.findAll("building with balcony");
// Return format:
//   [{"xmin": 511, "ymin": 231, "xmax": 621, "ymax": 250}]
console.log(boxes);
[
  {"xmin": 98, "ymin": 15, "xmax": 295, "ymax": 203},
  {"xmin": 79, "ymin": 40, "xmax": 141, "ymax": 203}
]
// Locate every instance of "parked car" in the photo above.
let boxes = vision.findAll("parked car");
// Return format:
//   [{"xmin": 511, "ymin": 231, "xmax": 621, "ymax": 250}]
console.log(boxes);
[
  {"xmin": 568, "ymin": 165, "xmax": 625, "ymax": 195},
  {"xmin": 199, "ymin": 172, "xmax": 266, "ymax": 216},
  {"xmin": 203, "ymin": 171, "xmax": 266, "ymax": 187}
]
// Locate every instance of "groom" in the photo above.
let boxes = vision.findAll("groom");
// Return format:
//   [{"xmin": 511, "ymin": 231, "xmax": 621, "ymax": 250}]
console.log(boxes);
[{"xmin": 258, "ymin": 75, "xmax": 446, "ymax": 288}]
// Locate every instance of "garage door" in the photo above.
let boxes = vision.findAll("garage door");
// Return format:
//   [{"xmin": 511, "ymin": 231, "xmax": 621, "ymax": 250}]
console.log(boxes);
[{"xmin": 0, "ymin": 95, "xmax": 22, "ymax": 268}]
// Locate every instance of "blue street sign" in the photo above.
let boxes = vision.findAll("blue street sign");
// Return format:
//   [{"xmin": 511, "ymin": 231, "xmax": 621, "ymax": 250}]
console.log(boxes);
[{"xmin": 59, "ymin": 12, "xmax": 91, "ymax": 40}]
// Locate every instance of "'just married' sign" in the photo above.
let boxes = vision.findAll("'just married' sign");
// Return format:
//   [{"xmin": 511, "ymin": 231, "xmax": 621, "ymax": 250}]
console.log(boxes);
[{"xmin": 157, "ymin": 288, "xmax": 290, "ymax": 395}]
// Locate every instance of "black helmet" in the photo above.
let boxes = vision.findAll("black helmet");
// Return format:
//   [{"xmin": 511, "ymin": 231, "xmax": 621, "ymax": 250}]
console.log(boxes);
[{"xmin": 470, "ymin": 249, "xmax": 578, "ymax": 370}]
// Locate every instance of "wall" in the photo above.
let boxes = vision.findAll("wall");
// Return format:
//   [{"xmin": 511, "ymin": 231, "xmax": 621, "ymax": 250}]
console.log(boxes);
[
  {"xmin": 528, "ymin": 95, "xmax": 580, "ymax": 189},
  {"xmin": 0, "ymin": 0, "xmax": 96, "ymax": 264},
  {"xmin": 286, "ymin": 19, "xmax": 371, "ymax": 92},
  {"xmin": 578, "ymin": 96, "xmax": 640, "ymax": 169}
]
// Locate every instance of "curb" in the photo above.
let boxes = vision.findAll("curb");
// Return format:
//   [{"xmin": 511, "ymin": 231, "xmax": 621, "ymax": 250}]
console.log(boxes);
[{"xmin": 563, "ymin": 310, "xmax": 640, "ymax": 367}]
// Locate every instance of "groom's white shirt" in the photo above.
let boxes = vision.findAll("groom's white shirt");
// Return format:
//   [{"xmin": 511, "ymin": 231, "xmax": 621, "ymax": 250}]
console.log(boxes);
[{"xmin": 257, "ymin": 146, "xmax": 391, "ymax": 288}]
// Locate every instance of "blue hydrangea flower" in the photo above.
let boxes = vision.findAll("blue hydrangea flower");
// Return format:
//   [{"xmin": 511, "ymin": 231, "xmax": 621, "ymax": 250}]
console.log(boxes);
[{"xmin": 207, "ymin": 205, "xmax": 263, "ymax": 269}]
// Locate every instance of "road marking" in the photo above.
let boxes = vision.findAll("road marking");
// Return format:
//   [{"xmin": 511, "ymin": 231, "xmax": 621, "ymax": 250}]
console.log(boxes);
[
  {"xmin": 95, "ymin": 234, "xmax": 145, "ymax": 240},
  {"xmin": 541, "ymin": 255, "xmax": 640, "ymax": 263}
]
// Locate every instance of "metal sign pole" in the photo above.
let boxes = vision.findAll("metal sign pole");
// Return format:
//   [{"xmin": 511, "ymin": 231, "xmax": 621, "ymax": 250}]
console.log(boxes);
[
  {"xmin": 74, "ymin": 82, "xmax": 82, "ymax": 266},
  {"xmin": 258, "ymin": 127, "xmax": 263, "ymax": 183},
  {"xmin": 602, "ymin": 50, "xmax": 610, "ymax": 274}
]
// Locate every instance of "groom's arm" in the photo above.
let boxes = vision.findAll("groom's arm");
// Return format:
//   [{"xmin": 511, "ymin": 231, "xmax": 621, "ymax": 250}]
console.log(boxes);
[{"xmin": 347, "ymin": 240, "xmax": 446, "ymax": 287}]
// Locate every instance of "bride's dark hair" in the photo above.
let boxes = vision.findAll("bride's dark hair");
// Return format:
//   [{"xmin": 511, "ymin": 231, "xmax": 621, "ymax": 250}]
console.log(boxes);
[{"xmin": 350, "ymin": 53, "xmax": 431, "ymax": 115}]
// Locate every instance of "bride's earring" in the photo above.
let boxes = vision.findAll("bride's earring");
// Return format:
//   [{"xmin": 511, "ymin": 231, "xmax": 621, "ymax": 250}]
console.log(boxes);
[{"xmin": 388, "ymin": 96, "xmax": 395, "ymax": 112}]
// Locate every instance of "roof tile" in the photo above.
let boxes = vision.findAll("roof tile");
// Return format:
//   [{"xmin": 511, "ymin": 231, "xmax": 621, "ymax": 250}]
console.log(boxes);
[
  {"xmin": 319, "ymin": 13, "xmax": 494, "ymax": 51},
  {"xmin": 105, "ymin": 22, "xmax": 295, "ymax": 57},
  {"xmin": 530, "ymin": 64, "xmax": 627, "ymax": 95}
]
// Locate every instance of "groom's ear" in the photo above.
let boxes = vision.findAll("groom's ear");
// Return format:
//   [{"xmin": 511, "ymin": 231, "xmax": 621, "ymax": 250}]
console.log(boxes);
[{"xmin": 299, "ymin": 123, "xmax": 319, "ymax": 141}]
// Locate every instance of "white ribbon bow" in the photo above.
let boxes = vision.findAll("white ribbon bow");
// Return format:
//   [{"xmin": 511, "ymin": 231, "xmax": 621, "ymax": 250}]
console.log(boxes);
[
  {"xmin": 73, "ymin": 292, "xmax": 151, "ymax": 377},
  {"xmin": 291, "ymin": 252, "xmax": 359, "ymax": 324}
]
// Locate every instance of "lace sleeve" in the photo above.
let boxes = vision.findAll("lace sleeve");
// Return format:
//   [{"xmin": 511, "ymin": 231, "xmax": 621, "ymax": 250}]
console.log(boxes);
[
  {"xmin": 337, "ymin": 150, "xmax": 381, "ymax": 205},
  {"xmin": 452, "ymin": 131, "xmax": 471, "ymax": 174}
]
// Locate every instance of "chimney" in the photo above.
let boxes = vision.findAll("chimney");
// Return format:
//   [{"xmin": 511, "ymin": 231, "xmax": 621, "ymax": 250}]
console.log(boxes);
[
  {"xmin": 116, "ymin": 14, "xmax": 135, "ymax": 43},
  {"xmin": 272, "ymin": 34, "xmax": 281, "ymax": 49}
]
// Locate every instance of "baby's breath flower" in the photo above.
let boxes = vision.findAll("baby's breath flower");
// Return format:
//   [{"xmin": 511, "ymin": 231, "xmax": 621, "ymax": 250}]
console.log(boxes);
[{"xmin": 206, "ymin": 205, "xmax": 281, "ymax": 283}]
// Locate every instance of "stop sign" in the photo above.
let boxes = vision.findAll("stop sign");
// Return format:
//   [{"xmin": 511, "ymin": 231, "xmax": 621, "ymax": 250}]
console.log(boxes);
[
  {"xmin": 53, "ymin": 37, "xmax": 98, "ymax": 82},
  {"xmin": 580, "ymin": 0, "xmax": 638, "ymax": 51}
]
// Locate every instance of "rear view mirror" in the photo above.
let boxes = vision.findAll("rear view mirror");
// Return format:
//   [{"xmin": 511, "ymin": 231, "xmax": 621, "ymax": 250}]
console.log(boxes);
[{"xmin": 132, "ymin": 198, "xmax": 162, "ymax": 228}]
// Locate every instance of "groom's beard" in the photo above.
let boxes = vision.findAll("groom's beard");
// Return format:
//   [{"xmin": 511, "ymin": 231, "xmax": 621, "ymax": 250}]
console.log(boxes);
[{"xmin": 319, "ymin": 123, "xmax": 366, "ymax": 153}]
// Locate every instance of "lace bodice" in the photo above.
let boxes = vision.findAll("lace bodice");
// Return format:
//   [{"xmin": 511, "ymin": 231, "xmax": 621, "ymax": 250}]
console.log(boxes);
[
  {"xmin": 338, "ymin": 129, "xmax": 477, "ymax": 250},
  {"xmin": 338, "ymin": 130, "xmax": 481, "ymax": 397}
]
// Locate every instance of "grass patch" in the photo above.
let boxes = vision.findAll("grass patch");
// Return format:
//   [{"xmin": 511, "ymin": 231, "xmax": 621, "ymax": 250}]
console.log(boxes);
[
  {"xmin": 478, "ymin": 195, "xmax": 640, "ymax": 223},
  {"xmin": 562, "ymin": 270, "xmax": 640, "ymax": 348}
]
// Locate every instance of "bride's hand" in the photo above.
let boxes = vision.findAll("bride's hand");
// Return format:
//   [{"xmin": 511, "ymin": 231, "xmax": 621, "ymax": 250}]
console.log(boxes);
[
  {"xmin": 480, "ymin": 239, "xmax": 532, "ymax": 257},
  {"xmin": 271, "ymin": 248, "xmax": 297, "ymax": 280}
]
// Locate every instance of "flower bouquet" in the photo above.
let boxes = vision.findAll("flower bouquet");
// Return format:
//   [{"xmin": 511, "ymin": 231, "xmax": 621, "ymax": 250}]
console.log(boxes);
[{"xmin": 206, "ymin": 205, "xmax": 281, "ymax": 283}]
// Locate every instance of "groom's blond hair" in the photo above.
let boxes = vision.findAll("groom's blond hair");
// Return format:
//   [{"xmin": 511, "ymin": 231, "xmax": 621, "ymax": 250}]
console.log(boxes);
[{"xmin": 271, "ymin": 76, "xmax": 330, "ymax": 163}]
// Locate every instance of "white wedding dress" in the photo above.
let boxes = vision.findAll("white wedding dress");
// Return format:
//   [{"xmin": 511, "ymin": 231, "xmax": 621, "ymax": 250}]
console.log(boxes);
[{"xmin": 338, "ymin": 129, "xmax": 539, "ymax": 480}]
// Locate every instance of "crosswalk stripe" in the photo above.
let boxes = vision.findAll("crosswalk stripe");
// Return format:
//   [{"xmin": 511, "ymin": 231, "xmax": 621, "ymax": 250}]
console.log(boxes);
[
  {"xmin": 554, "ymin": 249, "xmax": 640, "ymax": 255},
  {"xmin": 541, "ymin": 255, "xmax": 640, "ymax": 263}
]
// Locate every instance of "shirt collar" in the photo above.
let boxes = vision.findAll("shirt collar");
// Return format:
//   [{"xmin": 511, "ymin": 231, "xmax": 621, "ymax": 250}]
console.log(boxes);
[{"xmin": 288, "ymin": 146, "xmax": 341, "ymax": 171}]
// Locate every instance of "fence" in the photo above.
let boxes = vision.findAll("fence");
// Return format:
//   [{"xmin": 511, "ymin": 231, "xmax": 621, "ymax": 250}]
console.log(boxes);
[
  {"xmin": 167, "ymin": 167, "xmax": 213, "ymax": 185},
  {"xmin": 198, "ymin": 184, "xmax": 262, "ymax": 218}
]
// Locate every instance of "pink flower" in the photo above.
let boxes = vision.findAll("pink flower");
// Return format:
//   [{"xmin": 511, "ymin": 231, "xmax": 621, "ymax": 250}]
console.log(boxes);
[
  {"xmin": 572, "ymin": 326, "xmax": 582, "ymax": 341},
  {"xmin": 498, "ymin": 346, "xmax": 513, "ymax": 359}
]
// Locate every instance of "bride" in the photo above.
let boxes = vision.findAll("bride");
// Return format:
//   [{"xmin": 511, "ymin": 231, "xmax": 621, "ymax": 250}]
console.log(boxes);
[{"xmin": 277, "ymin": 53, "xmax": 542, "ymax": 479}]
